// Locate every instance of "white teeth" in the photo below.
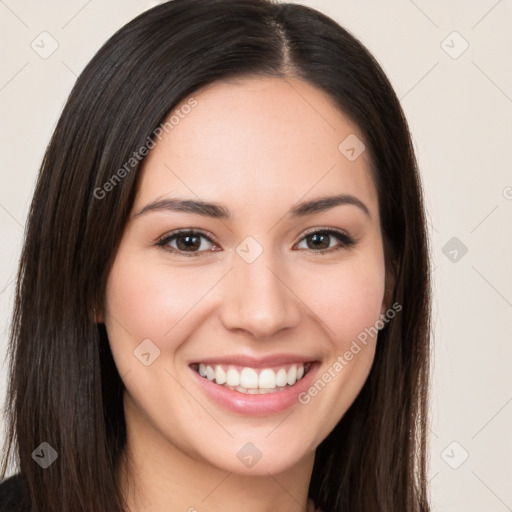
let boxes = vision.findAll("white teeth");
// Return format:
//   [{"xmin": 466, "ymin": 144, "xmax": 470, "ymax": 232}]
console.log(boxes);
[
  {"xmin": 240, "ymin": 367, "xmax": 259, "ymax": 388},
  {"xmin": 275, "ymin": 368, "xmax": 288, "ymax": 387},
  {"xmin": 226, "ymin": 368, "xmax": 240, "ymax": 387},
  {"xmin": 287, "ymin": 365, "xmax": 297, "ymax": 385},
  {"xmin": 234, "ymin": 386, "xmax": 280, "ymax": 394},
  {"xmin": 258, "ymin": 368, "xmax": 276, "ymax": 389},
  {"xmin": 196, "ymin": 363, "xmax": 308, "ymax": 391},
  {"xmin": 215, "ymin": 365, "xmax": 227, "ymax": 385},
  {"xmin": 206, "ymin": 365, "xmax": 215, "ymax": 381}
]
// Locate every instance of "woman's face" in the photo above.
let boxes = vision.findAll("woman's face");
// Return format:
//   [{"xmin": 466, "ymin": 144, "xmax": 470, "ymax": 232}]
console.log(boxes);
[{"xmin": 104, "ymin": 76, "xmax": 388, "ymax": 476}]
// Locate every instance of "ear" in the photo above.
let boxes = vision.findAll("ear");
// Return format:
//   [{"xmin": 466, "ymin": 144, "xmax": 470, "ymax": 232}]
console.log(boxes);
[
  {"xmin": 380, "ymin": 260, "xmax": 397, "ymax": 316},
  {"xmin": 92, "ymin": 307, "xmax": 104, "ymax": 324}
]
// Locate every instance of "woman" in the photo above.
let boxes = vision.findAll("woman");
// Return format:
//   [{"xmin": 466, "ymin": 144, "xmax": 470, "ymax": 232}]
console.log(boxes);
[{"xmin": 0, "ymin": 0, "xmax": 432, "ymax": 511}]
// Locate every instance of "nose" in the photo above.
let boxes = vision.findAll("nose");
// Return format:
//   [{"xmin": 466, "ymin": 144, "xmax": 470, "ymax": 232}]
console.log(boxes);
[{"xmin": 219, "ymin": 249, "xmax": 302, "ymax": 340}]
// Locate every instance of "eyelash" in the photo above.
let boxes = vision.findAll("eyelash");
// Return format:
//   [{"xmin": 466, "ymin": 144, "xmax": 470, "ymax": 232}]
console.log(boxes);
[{"xmin": 155, "ymin": 228, "xmax": 356, "ymax": 257}]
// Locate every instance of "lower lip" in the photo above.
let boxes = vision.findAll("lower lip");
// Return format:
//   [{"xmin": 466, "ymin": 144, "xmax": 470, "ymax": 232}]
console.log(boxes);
[{"xmin": 191, "ymin": 363, "xmax": 319, "ymax": 416}]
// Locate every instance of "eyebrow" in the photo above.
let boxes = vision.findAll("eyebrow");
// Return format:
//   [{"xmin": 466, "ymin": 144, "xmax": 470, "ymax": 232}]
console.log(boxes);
[{"xmin": 134, "ymin": 194, "xmax": 371, "ymax": 220}]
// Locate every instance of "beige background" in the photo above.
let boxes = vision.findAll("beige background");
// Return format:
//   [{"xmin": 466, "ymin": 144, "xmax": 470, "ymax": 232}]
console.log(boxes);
[{"xmin": 1, "ymin": 0, "xmax": 511, "ymax": 510}]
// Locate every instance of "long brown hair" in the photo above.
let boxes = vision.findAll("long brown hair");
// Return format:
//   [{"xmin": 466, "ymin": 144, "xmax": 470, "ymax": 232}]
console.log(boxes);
[{"xmin": 1, "ymin": 1, "xmax": 432, "ymax": 511}]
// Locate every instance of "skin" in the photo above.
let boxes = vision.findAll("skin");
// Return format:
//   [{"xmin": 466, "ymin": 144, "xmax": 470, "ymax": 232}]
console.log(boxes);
[{"xmin": 102, "ymin": 76, "xmax": 389, "ymax": 512}]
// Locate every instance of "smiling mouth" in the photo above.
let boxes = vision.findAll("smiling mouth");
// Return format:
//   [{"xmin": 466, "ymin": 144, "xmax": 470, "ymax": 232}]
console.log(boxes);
[{"xmin": 190, "ymin": 362, "xmax": 313, "ymax": 394}]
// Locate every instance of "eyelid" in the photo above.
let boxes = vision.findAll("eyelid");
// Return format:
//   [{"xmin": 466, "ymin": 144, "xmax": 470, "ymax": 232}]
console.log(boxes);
[
  {"xmin": 155, "ymin": 229, "xmax": 220, "ymax": 256},
  {"xmin": 156, "ymin": 228, "xmax": 218, "ymax": 243},
  {"xmin": 294, "ymin": 227, "xmax": 356, "ymax": 252},
  {"xmin": 299, "ymin": 226, "xmax": 352, "ymax": 240}
]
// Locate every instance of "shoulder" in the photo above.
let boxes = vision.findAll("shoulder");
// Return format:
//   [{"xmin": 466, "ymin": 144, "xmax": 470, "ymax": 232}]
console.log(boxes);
[{"xmin": 0, "ymin": 473, "xmax": 31, "ymax": 512}]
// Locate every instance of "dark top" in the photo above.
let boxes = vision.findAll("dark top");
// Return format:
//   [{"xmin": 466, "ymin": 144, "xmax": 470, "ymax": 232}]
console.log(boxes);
[
  {"xmin": 1, "ymin": 473, "xmax": 324, "ymax": 511},
  {"xmin": 0, "ymin": 474, "xmax": 31, "ymax": 512}
]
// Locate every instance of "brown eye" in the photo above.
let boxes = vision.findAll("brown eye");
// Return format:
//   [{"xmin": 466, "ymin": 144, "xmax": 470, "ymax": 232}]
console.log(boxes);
[
  {"xmin": 156, "ymin": 230, "xmax": 218, "ymax": 256},
  {"xmin": 174, "ymin": 233, "xmax": 203, "ymax": 251},
  {"xmin": 295, "ymin": 229, "xmax": 355, "ymax": 254}
]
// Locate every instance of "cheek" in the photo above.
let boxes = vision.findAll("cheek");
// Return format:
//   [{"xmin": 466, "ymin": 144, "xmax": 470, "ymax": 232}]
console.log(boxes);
[
  {"xmin": 292, "ymin": 258, "xmax": 385, "ymax": 442},
  {"xmin": 301, "ymin": 254, "xmax": 386, "ymax": 349},
  {"xmin": 108, "ymin": 251, "xmax": 212, "ymax": 323},
  {"xmin": 103, "ymin": 251, "xmax": 213, "ymax": 366}
]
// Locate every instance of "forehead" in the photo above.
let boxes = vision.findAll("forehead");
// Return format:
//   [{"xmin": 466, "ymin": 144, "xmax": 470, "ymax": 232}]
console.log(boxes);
[{"xmin": 135, "ymin": 76, "xmax": 378, "ymax": 221}]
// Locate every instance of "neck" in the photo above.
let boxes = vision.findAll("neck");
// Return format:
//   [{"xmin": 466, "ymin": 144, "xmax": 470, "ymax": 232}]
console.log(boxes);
[{"xmin": 118, "ymin": 394, "xmax": 315, "ymax": 512}]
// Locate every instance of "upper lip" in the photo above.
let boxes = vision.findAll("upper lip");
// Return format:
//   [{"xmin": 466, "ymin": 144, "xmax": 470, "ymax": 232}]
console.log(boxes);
[{"xmin": 189, "ymin": 353, "xmax": 318, "ymax": 368}]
